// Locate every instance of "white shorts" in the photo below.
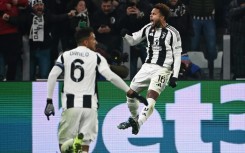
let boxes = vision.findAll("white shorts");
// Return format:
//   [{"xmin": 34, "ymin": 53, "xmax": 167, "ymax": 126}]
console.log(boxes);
[
  {"xmin": 58, "ymin": 108, "xmax": 98, "ymax": 144},
  {"xmin": 130, "ymin": 63, "xmax": 172, "ymax": 94}
]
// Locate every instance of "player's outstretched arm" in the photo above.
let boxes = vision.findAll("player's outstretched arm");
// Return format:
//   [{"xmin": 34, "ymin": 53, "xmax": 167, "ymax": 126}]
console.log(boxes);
[
  {"xmin": 98, "ymin": 54, "xmax": 129, "ymax": 92},
  {"xmin": 104, "ymin": 69, "xmax": 148, "ymax": 106},
  {"xmin": 98, "ymin": 54, "xmax": 147, "ymax": 105},
  {"xmin": 45, "ymin": 66, "xmax": 62, "ymax": 120}
]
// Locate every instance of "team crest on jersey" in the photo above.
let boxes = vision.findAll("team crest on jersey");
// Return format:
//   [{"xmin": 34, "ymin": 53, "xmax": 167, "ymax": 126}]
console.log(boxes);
[{"xmin": 154, "ymin": 39, "xmax": 159, "ymax": 45}]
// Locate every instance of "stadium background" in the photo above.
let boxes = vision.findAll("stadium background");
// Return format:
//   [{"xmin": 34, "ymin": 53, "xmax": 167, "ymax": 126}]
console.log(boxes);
[{"xmin": 0, "ymin": 81, "xmax": 244, "ymax": 153}]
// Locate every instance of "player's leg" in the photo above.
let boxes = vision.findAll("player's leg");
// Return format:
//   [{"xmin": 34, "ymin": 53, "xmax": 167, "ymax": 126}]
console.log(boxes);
[
  {"xmin": 60, "ymin": 139, "xmax": 73, "ymax": 153},
  {"xmin": 76, "ymin": 108, "xmax": 98, "ymax": 153},
  {"xmin": 60, "ymin": 133, "xmax": 89, "ymax": 153},
  {"xmin": 58, "ymin": 108, "xmax": 82, "ymax": 153},
  {"xmin": 138, "ymin": 92, "xmax": 157, "ymax": 127},
  {"xmin": 77, "ymin": 140, "xmax": 90, "ymax": 153},
  {"xmin": 118, "ymin": 64, "xmax": 150, "ymax": 130},
  {"xmin": 128, "ymin": 63, "xmax": 151, "ymax": 120},
  {"xmin": 127, "ymin": 93, "xmax": 140, "ymax": 120},
  {"xmin": 117, "ymin": 93, "xmax": 139, "ymax": 129},
  {"xmin": 73, "ymin": 133, "xmax": 84, "ymax": 153},
  {"xmin": 136, "ymin": 67, "xmax": 172, "ymax": 134}
]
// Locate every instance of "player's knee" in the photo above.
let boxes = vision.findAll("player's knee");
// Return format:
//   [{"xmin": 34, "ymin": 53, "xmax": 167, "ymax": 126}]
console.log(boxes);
[
  {"xmin": 127, "ymin": 97, "xmax": 139, "ymax": 110},
  {"xmin": 127, "ymin": 96, "xmax": 135, "ymax": 103},
  {"xmin": 147, "ymin": 90, "xmax": 159, "ymax": 100},
  {"xmin": 147, "ymin": 98, "xmax": 156, "ymax": 111},
  {"xmin": 126, "ymin": 89, "xmax": 137, "ymax": 98}
]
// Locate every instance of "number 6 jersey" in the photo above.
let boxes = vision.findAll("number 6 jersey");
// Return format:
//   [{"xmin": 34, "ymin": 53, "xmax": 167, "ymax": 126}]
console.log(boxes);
[{"xmin": 47, "ymin": 46, "xmax": 130, "ymax": 111}]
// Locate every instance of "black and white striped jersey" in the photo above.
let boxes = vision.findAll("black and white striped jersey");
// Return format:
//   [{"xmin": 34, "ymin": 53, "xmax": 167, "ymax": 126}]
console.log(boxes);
[
  {"xmin": 51, "ymin": 46, "xmax": 106, "ymax": 110},
  {"xmin": 124, "ymin": 22, "xmax": 182, "ymax": 78},
  {"xmin": 47, "ymin": 46, "xmax": 130, "ymax": 110}
]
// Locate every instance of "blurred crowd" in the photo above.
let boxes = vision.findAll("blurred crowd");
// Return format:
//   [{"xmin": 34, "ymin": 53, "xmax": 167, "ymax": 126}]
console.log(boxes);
[{"xmin": 0, "ymin": 0, "xmax": 244, "ymax": 81}]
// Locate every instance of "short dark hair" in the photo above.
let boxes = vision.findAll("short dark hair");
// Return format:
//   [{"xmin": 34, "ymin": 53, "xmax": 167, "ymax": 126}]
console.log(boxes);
[
  {"xmin": 154, "ymin": 3, "xmax": 170, "ymax": 20},
  {"xmin": 75, "ymin": 27, "xmax": 94, "ymax": 44}
]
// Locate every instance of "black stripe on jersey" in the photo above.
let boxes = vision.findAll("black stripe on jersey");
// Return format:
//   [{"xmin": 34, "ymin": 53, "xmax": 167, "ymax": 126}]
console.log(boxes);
[
  {"xmin": 156, "ymin": 29, "xmax": 168, "ymax": 66},
  {"xmin": 170, "ymin": 32, "xmax": 173, "ymax": 47},
  {"xmin": 66, "ymin": 94, "xmax": 74, "ymax": 109},
  {"xmin": 146, "ymin": 26, "xmax": 155, "ymax": 63},
  {"xmin": 55, "ymin": 62, "xmax": 64, "ymax": 71},
  {"xmin": 83, "ymin": 95, "xmax": 92, "ymax": 108},
  {"xmin": 95, "ymin": 65, "xmax": 99, "ymax": 109},
  {"xmin": 96, "ymin": 54, "xmax": 100, "ymax": 109},
  {"xmin": 56, "ymin": 54, "xmax": 64, "ymax": 71},
  {"xmin": 141, "ymin": 25, "xmax": 149, "ymax": 38},
  {"xmin": 167, "ymin": 25, "xmax": 180, "ymax": 42},
  {"xmin": 61, "ymin": 54, "xmax": 64, "ymax": 64},
  {"xmin": 169, "ymin": 32, "xmax": 174, "ymax": 70},
  {"xmin": 97, "ymin": 55, "xmax": 101, "ymax": 65}
]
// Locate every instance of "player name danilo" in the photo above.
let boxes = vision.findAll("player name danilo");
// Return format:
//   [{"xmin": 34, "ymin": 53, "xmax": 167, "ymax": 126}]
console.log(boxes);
[{"xmin": 70, "ymin": 51, "xmax": 89, "ymax": 57}]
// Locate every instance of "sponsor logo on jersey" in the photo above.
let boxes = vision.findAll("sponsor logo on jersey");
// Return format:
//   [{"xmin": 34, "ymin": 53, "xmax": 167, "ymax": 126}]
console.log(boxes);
[{"xmin": 152, "ymin": 45, "xmax": 162, "ymax": 51}]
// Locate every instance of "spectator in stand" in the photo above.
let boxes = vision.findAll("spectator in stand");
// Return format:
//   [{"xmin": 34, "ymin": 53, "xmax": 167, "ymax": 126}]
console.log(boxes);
[
  {"xmin": 167, "ymin": 0, "xmax": 193, "ymax": 53},
  {"xmin": 179, "ymin": 51, "xmax": 203, "ymax": 80},
  {"xmin": 180, "ymin": 0, "xmax": 189, "ymax": 5},
  {"xmin": 117, "ymin": 0, "xmax": 152, "ymax": 80},
  {"xmin": 96, "ymin": 43, "xmax": 129, "ymax": 79},
  {"xmin": 44, "ymin": 0, "xmax": 72, "ymax": 64},
  {"xmin": 228, "ymin": 0, "xmax": 245, "ymax": 79},
  {"xmin": 80, "ymin": 0, "xmax": 98, "ymax": 17},
  {"xmin": 91, "ymin": 0, "xmax": 122, "ymax": 54},
  {"xmin": 149, "ymin": 0, "xmax": 167, "ymax": 5},
  {"xmin": 2, "ymin": 0, "xmax": 76, "ymax": 80},
  {"xmin": 0, "ymin": 0, "xmax": 28, "ymax": 81},
  {"xmin": 45, "ymin": 0, "xmax": 97, "ymax": 60},
  {"xmin": 66, "ymin": 0, "xmax": 91, "ymax": 50},
  {"xmin": 189, "ymin": 0, "xmax": 217, "ymax": 79}
]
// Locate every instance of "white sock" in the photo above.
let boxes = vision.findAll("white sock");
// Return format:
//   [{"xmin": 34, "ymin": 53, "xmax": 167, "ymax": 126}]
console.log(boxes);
[
  {"xmin": 138, "ymin": 98, "xmax": 156, "ymax": 126},
  {"xmin": 127, "ymin": 97, "xmax": 139, "ymax": 119}
]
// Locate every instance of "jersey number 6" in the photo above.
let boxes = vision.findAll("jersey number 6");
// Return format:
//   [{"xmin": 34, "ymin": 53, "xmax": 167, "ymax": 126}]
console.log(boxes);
[{"xmin": 70, "ymin": 59, "xmax": 84, "ymax": 82}]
